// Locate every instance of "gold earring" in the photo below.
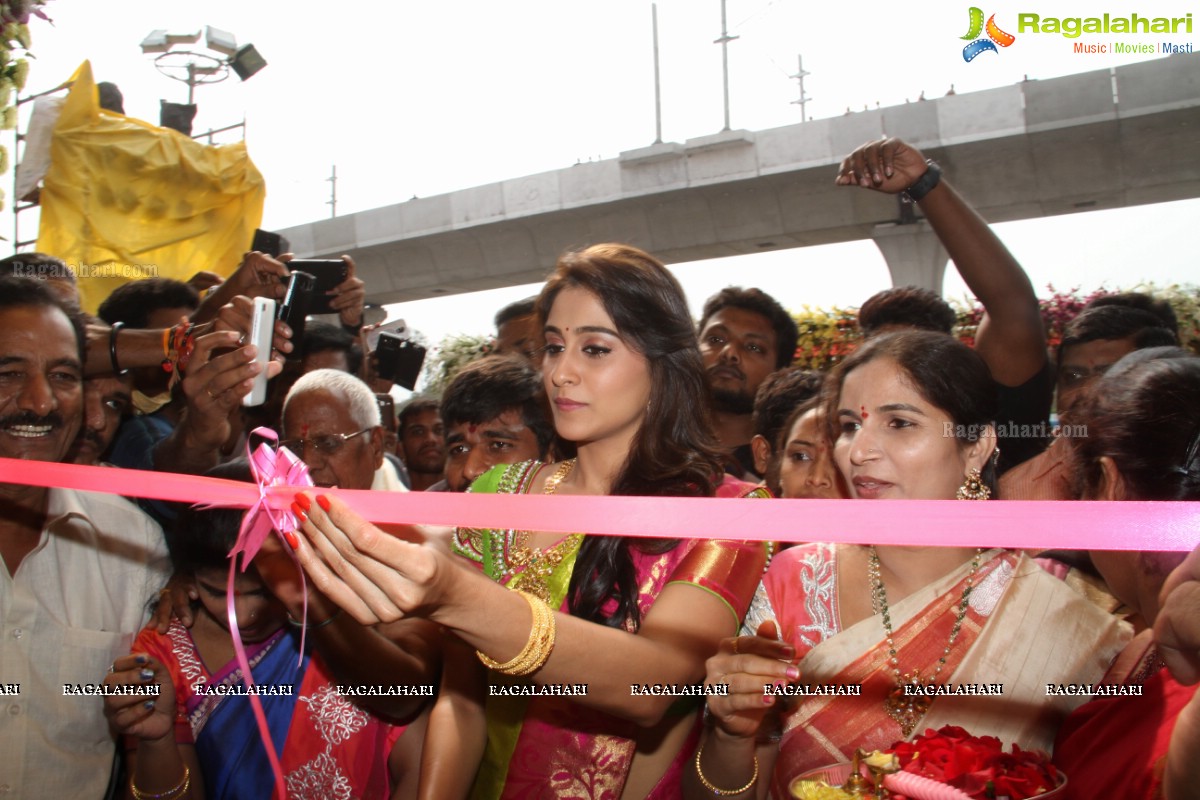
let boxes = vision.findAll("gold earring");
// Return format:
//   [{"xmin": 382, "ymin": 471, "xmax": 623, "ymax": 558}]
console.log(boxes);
[{"xmin": 956, "ymin": 467, "xmax": 991, "ymax": 501}]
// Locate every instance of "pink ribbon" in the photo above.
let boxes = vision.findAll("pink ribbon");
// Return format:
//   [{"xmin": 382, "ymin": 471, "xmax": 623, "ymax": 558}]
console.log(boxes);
[
  {"xmin": 0, "ymin": 454, "xmax": 1195, "ymax": 799},
  {"xmin": 210, "ymin": 429, "xmax": 313, "ymax": 800},
  {"xmin": 1, "ymin": 457, "xmax": 1196, "ymax": 550}
]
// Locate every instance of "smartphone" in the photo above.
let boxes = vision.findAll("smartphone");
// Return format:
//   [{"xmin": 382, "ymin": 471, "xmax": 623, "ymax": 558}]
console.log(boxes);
[
  {"xmin": 366, "ymin": 319, "xmax": 408, "ymax": 352},
  {"xmin": 242, "ymin": 297, "xmax": 276, "ymax": 407},
  {"xmin": 376, "ymin": 394, "xmax": 396, "ymax": 432},
  {"xmin": 251, "ymin": 228, "xmax": 289, "ymax": 258},
  {"xmin": 283, "ymin": 259, "xmax": 349, "ymax": 315},
  {"xmin": 376, "ymin": 331, "xmax": 427, "ymax": 391},
  {"xmin": 277, "ymin": 271, "xmax": 315, "ymax": 343}
]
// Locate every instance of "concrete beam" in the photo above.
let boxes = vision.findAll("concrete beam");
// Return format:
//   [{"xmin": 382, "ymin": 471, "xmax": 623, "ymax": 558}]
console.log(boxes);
[{"xmin": 277, "ymin": 55, "xmax": 1200, "ymax": 306}]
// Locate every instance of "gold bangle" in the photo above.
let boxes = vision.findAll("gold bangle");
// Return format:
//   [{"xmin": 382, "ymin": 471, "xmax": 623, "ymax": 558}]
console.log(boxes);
[
  {"xmin": 694, "ymin": 738, "xmax": 758, "ymax": 796},
  {"xmin": 131, "ymin": 765, "xmax": 190, "ymax": 800},
  {"xmin": 476, "ymin": 589, "xmax": 556, "ymax": 676}
]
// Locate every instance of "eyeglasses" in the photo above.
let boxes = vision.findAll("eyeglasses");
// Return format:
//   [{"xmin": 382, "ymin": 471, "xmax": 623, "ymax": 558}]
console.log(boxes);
[{"xmin": 279, "ymin": 429, "xmax": 372, "ymax": 457}]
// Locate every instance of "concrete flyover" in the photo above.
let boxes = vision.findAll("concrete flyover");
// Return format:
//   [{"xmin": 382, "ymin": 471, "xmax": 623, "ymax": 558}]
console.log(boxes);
[{"xmin": 279, "ymin": 54, "xmax": 1200, "ymax": 304}]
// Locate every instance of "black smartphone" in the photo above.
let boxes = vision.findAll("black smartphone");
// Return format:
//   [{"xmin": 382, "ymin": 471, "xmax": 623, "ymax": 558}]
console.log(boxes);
[
  {"xmin": 375, "ymin": 394, "xmax": 396, "ymax": 432},
  {"xmin": 376, "ymin": 332, "xmax": 427, "ymax": 391},
  {"xmin": 283, "ymin": 259, "xmax": 349, "ymax": 315},
  {"xmin": 251, "ymin": 229, "xmax": 289, "ymax": 258},
  {"xmin": 277, "ymin": 271, "xmax": 315, "ymax": 343}
]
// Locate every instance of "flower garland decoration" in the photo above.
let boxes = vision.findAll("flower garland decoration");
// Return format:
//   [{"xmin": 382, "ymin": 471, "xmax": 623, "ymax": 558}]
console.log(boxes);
[
  {"xmin": 791, "ymin": 305, "xmax": 862, "ymax": 371},
  {"xmin": 0, "ymin": 0, "xmax": 50, "ymax": 210},
  {"xmin": 419, "ymin": 332, "xmax": 495, "ymax": 396},
  {"xmin": 789, "ymin": 284, "xmax": 1200, "ymax": 371}
]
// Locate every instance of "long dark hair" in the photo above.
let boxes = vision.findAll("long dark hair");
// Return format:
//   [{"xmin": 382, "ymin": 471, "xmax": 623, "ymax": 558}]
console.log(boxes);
[
  {"xmin": 822, "ymin": 331, "xmax": 1000, "ymax": 495},
  {"xmin": 168, "ymin": 461, "xmax": 256, "ymax": 574},
  {"xmin": 536, "ymin": 243, "xmax": 724, "ymax": 629},
  {"xmin": 1066, "ymin": 347, "xmax": 1200, "ymax": 501}
]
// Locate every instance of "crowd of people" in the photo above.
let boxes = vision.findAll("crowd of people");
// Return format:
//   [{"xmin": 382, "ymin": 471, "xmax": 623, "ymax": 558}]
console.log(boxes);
[{"xmin": 0, "ymin": 136, "xmax": 1197, "ymax": 800}]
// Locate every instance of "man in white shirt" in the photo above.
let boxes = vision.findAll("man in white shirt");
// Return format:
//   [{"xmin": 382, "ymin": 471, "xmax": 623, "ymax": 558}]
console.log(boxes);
[{"xmin": 0, "ymin": 276, "xmax": 171, "ymax": 798}]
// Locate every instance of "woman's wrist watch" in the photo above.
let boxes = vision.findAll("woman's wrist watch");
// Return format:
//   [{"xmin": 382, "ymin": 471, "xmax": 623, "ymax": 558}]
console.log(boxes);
[{"xmin": 903, "ymin": 159, "xmax": 942, "ymax": 202}]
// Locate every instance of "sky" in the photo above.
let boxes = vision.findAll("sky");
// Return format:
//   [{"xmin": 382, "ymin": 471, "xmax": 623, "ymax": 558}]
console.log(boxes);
[{"xmin": 12, "ymin": 0, "xmax": 1200, "ymax": 370}]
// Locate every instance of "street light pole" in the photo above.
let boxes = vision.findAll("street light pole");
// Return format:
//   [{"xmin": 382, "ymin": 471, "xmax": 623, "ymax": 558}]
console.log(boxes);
[{"xmin": 713, "ymin": 0, "xmax": 739, "ymax": 131}]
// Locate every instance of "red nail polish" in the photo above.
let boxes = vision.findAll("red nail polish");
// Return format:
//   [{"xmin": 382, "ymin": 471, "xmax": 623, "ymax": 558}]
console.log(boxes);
[
  {"xmin": 316, "ymin": 494, "xmax": 331, "ymax": 513},
  {"xmin": 283, "ymin": 531, "xmax": 299, "ymax": 549},
  {"xmin": 290, "ymin": 502, "xmax": 307, "ymax": 523},
  {"xmin": 294, "ymin": 493, "xmax": 311, "ymax": 512}
]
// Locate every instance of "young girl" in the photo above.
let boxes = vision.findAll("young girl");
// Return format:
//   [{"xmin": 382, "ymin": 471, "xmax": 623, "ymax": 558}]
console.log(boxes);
[{"xmin": 103, "ymin": 461, "xmax": 433, "ymax": 799}]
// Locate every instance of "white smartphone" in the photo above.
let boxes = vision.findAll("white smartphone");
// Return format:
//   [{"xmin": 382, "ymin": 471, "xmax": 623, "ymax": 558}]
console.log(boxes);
[{"xmin": 242, "ymin": 297, "xmax": 276, "ymax": 407}]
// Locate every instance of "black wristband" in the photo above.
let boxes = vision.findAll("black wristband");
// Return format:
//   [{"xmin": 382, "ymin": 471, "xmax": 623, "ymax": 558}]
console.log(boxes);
[
  {"xmin": 108, "ymin": 321, "xmax": 130, "ymax": 376},
  {"xmin": 902, "ymin": 159, "xmax": 942, "ymax": 202}
]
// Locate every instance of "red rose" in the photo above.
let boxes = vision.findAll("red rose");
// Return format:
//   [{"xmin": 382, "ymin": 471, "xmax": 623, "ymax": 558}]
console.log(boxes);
[{"xmin": 886, "ymin": 728, "xmax": 1058, "ymax": 800}]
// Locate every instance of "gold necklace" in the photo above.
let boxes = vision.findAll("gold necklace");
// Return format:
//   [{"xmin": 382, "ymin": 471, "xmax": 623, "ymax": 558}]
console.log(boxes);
[
  {"xmin": 869, "ymin": 546, "xmax": 982, "ymax": 738},
  {"xmin": 506, "ymin": 460, "xmax": 582, "ymax": 603},
  {"xmin": 543, "ymin": 458, "xmax": 576, "ymax": 494}
]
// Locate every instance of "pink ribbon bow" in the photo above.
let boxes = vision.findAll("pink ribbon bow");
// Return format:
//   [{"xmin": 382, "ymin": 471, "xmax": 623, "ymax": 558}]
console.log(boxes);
[
  {"xmin": 232, "ymin": 426, "xmax": 312, "ymax": 565},
  {"xmin": 226, "ymin": 427, "xmax": 313, "ymax": 800}
]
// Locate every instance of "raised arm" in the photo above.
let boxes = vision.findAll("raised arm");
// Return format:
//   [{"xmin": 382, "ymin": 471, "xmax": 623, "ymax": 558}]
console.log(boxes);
[
  {"xmin": 152, "ymin": 329, "xmax": 279, "ymax": 475},
  {"xmin": 838, "ymin": 137, "xmax": 1046, "ymax": 386},
  {"xmin": 189, "ymin": 251, "xmax": 288, "ymax": 324},
  {"xmin": 88, "ymin": 294, "xmax": 293, "ymax": 377}
]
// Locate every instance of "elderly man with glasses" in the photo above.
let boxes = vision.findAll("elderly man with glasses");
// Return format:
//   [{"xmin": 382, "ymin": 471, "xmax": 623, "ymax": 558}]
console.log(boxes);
[{"xmin": 280, "ymin": 369, "xmax": 406, "ymax": 492}]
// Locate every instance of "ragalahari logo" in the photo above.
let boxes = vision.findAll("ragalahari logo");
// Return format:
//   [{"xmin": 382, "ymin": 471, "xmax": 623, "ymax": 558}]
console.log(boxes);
[{"xmin": 962, "ymin": 7, "xmax": 1016, "ymax": 61}]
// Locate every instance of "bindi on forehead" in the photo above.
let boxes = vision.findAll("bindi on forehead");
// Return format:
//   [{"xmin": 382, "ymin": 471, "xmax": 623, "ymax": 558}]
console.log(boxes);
[{"xmin": 860, "ymin": 406, "xmax": 869, "ymax": 419}]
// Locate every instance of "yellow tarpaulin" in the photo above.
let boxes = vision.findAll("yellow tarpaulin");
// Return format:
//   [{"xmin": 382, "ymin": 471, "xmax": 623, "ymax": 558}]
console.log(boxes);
[{"xmin": 36, "ymin": 61, "xmax": 265, "ymax": 313}]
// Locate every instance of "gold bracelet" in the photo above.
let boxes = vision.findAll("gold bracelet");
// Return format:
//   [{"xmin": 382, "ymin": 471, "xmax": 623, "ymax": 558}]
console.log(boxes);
[
  {"xmin": 694, "ymin": 738, "xmax": 758, "ymax": 796},
  {"xmin": 476, "ymin": 589, "xmax": 557, "ymax": 676},
  {"xmin": 131, "ymin": 765, "xmax": 190, "ymax": 800}
]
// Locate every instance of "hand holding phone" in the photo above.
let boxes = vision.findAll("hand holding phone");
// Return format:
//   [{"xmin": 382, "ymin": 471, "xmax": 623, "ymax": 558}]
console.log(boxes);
[
  {"xmin": 282, "ymin": 259, "xmax": 349, "ymax": 315},
  {"xmin": 277, "ymin": 271, "xmax": 316, "ymax": 343},
  {"xmin": 242, "ymin": 297, "xmax": 276, "ymax": 407},
  {"xmin": 376, "ymin": 331, "xmax": 427, "ymax": 391}
]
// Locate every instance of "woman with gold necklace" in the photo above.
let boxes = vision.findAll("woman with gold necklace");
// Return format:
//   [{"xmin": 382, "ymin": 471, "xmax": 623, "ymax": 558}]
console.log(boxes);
[
  {"xmin": 291, "ymin": 243, "xmax": 769, "ymax": 799},
  {"xmin": 685, "ymin": 331, "xmax": 1130, "ymax": 799}
]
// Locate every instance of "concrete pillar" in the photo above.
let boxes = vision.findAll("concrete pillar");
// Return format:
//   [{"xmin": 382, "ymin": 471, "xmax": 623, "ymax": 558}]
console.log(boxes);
[{"xmin": 870, "ymin": 221, "xmax": 949, "ymax": 294}]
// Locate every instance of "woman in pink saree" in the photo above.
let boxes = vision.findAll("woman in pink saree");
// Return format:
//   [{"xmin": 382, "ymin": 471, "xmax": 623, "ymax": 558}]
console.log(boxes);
[
  {"xmin": 685, "ymin": 331, "xmax": 1129, "ymax": 799},
  {"xmin": 290, "ymin": 244, "xmax": 769, "ymax": 799}
]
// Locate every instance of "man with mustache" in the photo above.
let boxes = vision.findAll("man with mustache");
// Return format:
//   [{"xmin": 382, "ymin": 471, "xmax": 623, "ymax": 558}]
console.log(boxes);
[
  {"xmin": 0, "ymin": 263, "xmax": 133, "ymax": 469},
  {"xmin": 0, "ymin": 276, "xmax": 171, "ymax": 797},
  {"xmin": 697, "ymin": 287, "xmax": 799, "ymax": 481}
]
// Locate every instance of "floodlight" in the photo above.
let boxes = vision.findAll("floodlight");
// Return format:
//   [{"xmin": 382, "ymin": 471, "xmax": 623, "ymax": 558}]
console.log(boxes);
[
  {"xmin": 140, "ymin": 30, "xmax": 170, "ymax": 54},
  {"xmin": 206, "ymin": 26, "xmax": 238, "ymax": 58},
  {"xmin": 165, "ymin": 31, "xmax": 201, "ymax": 46},
  {"xmin": 229, "ymin": 44, "xmax": 267, "ymax": 81}
]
